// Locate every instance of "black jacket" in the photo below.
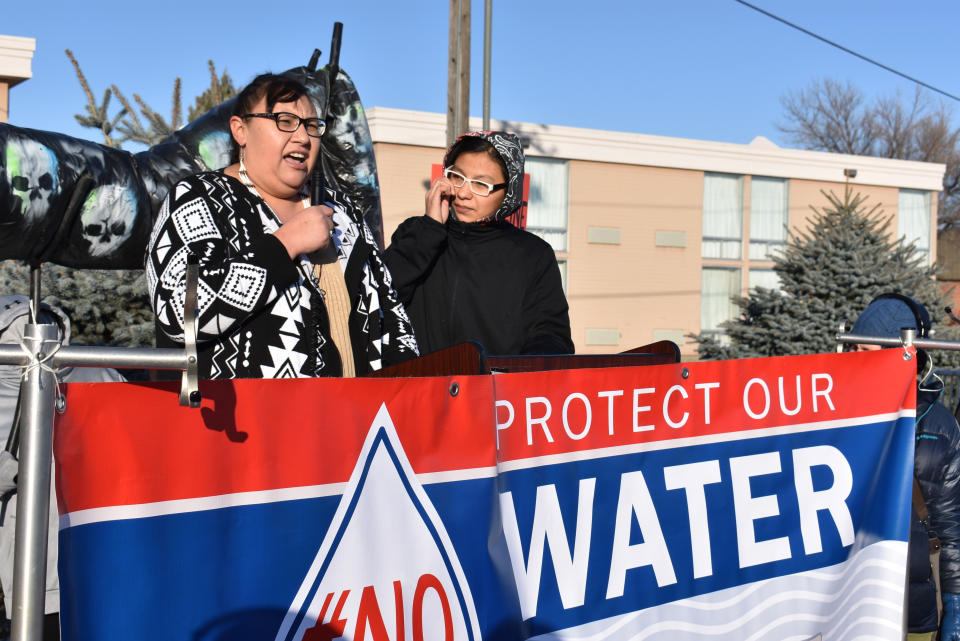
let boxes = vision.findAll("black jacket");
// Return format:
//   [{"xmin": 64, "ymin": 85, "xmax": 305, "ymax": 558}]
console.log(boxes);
[
  {"xmin": 384, "ymin": 215, "xmax": 574, "ymax": 356},
  {"xmin": 909, "ymin": 379, "xmax": 960, "ymax": 632}
]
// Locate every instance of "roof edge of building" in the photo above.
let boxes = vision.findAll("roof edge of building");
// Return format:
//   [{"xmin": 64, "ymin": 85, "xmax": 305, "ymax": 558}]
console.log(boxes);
[
  {"xmin": 367, "ymin": 106, "xmax": 945, "ymax": 191},
  {"xmin": 0, "ymin": 35, "xmax": 36, "ymax": 86}
]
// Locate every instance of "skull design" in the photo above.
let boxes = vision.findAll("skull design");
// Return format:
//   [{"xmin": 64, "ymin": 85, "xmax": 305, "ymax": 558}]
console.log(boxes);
[
  {"xmin": 197, "ymin": 130, "xmax": 233, "ymax": 171},
  {"xmin": 79, "ymin": 184, "xmax": 137, "ymax": 257},
  {"xmin": 5, "ymin": 137, "xmax": 59, "ymax": 223},
  {"xmin": 327, "ymin": 101, "xmax": 376, "ymax": 187}
]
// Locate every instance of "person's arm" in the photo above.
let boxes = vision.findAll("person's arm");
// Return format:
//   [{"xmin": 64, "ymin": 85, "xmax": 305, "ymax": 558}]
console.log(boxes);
[
  {"xmin": 382, "ymin": 175, "xmax": 455, "ymax": 301},
  {"xmin": 382, "ymin": 215, "xmax": 449, "ymax": 302},
  {"xmin": 146, "ymin": 177, "xmax": 300, "ymax": 344},
  {"xmin": 520, "ymin": 244, "xmax": 574, "ymax": 355}
]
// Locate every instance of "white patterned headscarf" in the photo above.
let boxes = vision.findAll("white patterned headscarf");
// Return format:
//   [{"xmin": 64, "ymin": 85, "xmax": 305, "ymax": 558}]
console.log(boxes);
[{"xmin": 443, "ymin": 131, "xmax": 525, "ymax": 221}]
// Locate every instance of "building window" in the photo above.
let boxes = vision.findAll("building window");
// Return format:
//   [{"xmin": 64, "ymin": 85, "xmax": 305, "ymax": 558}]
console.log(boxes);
[
  {"xmin": 702, "ymin": 173, "xmax": 743, "ymax": 259},
  {"xmin": 749, "ymin": 268, "xmax": 780, "ymax": 291},
  {"xmin": 701, "ymin": 267, "xmax": 741, "ymax": 334},
  {"xmin": 749, "ymin": 177, "xmax": 788, "ymax": 261},
  {"xmin": 556, "ymin": 259, "xmax": 568, "ymax": 294},
  {"xmin": 526, "ymin": 157, "xmax": 569, "ymax": 252},
  {"xmin": 898, "ymin": 189, "xmax": 931, "ymax": 259}
]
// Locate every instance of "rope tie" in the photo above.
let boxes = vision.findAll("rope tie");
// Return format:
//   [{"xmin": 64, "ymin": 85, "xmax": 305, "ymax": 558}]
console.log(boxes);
[{"xmin": 18, "ymin": 334, "xmax": 65, "ymax": 413}]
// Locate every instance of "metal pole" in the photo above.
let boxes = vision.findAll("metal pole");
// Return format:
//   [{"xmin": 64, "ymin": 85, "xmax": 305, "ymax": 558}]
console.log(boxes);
[
  {"xmin": 54, "ymin": 346, "xmax": 190, "ymax": 370},
  {"xmin": 482, "ymin": 0, "xmax": 492, "ymax": 130},
  {"xmin": 836, "ymin": 332, "xmax": 960, "ymax": 352},
  {"xmin": 447, "ymin": 0, "xmax": 471, "ymax": 146},
  {"xmin": 0, "ymin": 346, "xmax": 189, "ymax": 371},
  {"xmin": 10, "ymin": 322, "xmax": 58, "ymax": 641},
  {"xmin": 458, "ymin": 0, "xmax": 471, "ymax": 138},
  {"xmin": 900, "ymin": 325, "xmax": 915, "ymax": 641},
  {"xmin": 447, "ymin": 0, "xmax": 458, "ymax": 147}
]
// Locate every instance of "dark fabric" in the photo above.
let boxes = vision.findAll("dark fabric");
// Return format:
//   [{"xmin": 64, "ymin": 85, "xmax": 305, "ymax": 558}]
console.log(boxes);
[
  {"xmin": 147, "ymin": 171, "xmax": 419, "ymax": 379},
  {"xmin": 909, "ymin": 504, "xmax": 940, "ymax": 633},
  {"xmin": 43, "ymin": 613, "xmax": 59, "ymax": 641},
  {"xmin": 443, "ymin": 131, "xmax": 525, "ymax": 221},
  {"xmin": 909, "ymin": 380, "xmax": 960, "ymax": 632},
  {"xmin": 384, "ymin": 215, "xmax": 573, "ymax": 356}
]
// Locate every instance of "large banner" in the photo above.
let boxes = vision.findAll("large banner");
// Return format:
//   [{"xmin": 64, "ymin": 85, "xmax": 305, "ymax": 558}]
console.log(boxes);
[{"xmin": 53, "ymin": 349, "xmax": 917, "ymax": 640}]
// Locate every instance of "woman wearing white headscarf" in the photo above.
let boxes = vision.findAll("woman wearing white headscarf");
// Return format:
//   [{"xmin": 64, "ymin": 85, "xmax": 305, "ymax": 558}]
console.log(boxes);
[{"xmin": 385, "ymin": 131, "xmax": 573, "ymax": 356}]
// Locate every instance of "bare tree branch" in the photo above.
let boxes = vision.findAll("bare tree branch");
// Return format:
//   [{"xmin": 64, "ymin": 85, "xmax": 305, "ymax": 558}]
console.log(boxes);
[
  {"xmin": 779, "ymin": 78, "xmax": 960, "ymax": 228},
  {"xmin": 779, "ymin": 79, "xmax": 876, "ymax": 156}
]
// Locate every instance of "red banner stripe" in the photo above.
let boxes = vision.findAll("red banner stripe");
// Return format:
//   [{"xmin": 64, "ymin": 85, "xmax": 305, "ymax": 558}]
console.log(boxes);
[
  {"xmin": 492, "ymin": 349, "xmax": 916, "ymax": 461},
  {"xmin": 54, "ymin": 376, "xmax": 495, "ymax": 514}
]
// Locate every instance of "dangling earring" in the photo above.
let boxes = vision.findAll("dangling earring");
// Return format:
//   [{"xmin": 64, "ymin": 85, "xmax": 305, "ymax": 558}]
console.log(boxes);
[{"xmin": 238, "ymin": 147, "xmax": 253, "ymax": 188}]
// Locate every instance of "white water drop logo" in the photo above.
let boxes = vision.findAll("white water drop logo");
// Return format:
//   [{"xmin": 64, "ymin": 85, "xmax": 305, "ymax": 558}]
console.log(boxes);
[{"xmin": 275, "ymin": 404, "xmax": 482, "ymax": 641}]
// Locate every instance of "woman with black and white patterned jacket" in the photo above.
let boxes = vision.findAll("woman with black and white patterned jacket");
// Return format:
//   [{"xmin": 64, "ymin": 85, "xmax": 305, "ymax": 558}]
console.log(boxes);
[{"xmin": 145, "ymin": 73, "xmax": 418, "ymax": 379}]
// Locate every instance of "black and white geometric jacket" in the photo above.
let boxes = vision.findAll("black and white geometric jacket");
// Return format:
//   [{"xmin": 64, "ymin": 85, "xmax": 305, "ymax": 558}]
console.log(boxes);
[{"xmin": 145, "ymin": 171, "xmax": 419, "ymax": 379}]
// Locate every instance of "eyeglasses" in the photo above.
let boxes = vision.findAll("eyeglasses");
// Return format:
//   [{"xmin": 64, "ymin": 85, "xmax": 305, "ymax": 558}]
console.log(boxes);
[
  {"xmin": 443, "ymin": 168, "xmax": 507, "ymax": 196},
  {"xmin": 242, "ymin": 112, "xmax": 326, "ymax": 137}
]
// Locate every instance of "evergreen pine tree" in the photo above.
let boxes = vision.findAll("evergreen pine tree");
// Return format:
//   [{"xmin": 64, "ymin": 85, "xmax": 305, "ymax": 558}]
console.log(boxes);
[
  {"xmin": 66, "ymin": 49, "xmax": 126, "ymax": 148},
  {"xmin": 0, "ymin": 261, "xmax": 154, "ymax": 347},
  {"xmin": 68, "ymin": 52, "xmax": 232, "ymax": 148},
  {"xmin": 691, "ymin": 187, "xmax": 951, "ymax": 361},
  {"xmin": 188, "ymin": 61, "xmax": 237, "ymax": 122},
  {"xmin": 111, "ymin": 80, "xmax": 183, "ymax": 146}
]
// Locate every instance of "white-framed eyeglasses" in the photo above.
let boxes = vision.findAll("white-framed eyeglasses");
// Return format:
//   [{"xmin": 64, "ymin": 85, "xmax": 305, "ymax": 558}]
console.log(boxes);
[{"xmin": 443, "ymin": 168, "xmax": 507, "ymax": 196}]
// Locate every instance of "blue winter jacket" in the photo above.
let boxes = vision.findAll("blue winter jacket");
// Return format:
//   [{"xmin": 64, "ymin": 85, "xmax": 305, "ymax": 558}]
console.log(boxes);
[{"xmin": 909, "ymin": 378, "xmax": 960, "ymax": 633}]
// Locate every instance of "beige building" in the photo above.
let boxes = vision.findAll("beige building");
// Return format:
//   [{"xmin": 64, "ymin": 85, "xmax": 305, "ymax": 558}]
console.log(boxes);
[
  {"xmin": 0, "ymin": 35, "xmax": 35, "ymax": 123},
  {"xmin": 368, "ymin": 108, "xmax": 945, "ymax": 360}
]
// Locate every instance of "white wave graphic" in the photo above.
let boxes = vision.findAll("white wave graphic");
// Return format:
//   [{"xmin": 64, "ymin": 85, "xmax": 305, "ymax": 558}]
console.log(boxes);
[
  {"xmin": 801, "ymin": 556, "xmax": 907, "ymax": 590},
  {"xmin": 613, "ymin": 597, "xmax": 900, "ymax": 641},
  {"xmin": 740, "ymin": 604, "xmax": 900, "ymax": 641},
  {"xmin": 558, "ymin": 590, "xmax": 897, "ymax": 641},
  {"xmin": 531, "ymin": 540, "xmax": 906, "ymax": 641},
  {"xmin": 676, "ymin": 563, "xmax": 901, "ymax": 613}
]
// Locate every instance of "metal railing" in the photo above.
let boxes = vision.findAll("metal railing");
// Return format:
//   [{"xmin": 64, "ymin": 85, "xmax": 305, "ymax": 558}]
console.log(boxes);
[
  {"xmin": 3, "ymin": 307, "xmax": 958, "ymax": 639},
  {"xmin": 0, "ymin": 258, "xmax": 201, "ymax": 641}
]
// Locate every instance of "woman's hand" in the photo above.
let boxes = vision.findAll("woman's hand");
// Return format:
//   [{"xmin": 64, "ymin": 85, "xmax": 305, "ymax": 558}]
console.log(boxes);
[
  {"xmin": 425, "ymin": 177, "xmax": 455, "ymax": 224},
  {"xmin": 273, "ymin": 205, "xmax": 335, "ymax": 259}
]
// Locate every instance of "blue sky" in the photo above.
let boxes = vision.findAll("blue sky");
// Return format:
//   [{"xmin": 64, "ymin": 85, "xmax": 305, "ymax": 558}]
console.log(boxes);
[{"xmin": 5, "ymin": 1, "xmax": 960, "ymax": 149}]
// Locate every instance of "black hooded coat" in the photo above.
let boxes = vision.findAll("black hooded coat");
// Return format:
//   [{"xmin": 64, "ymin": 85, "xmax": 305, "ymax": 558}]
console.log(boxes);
[
  {"xmin": 910, "ymin": 379, "xmax": 960, "ymax": 633},
  {"xmin": 383, "ymin": 132, "xmax": 574, "ymax": 356}
]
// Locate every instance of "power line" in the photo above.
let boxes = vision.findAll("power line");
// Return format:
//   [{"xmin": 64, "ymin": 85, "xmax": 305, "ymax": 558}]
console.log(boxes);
[{"xmin": 733, "ymin": 0, "xmax": 960, "ymax": 103}]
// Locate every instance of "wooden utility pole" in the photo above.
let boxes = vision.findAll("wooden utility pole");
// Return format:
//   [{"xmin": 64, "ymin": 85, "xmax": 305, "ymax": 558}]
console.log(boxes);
[
  {"xmin": 482, "ymin": 0, "xmax": 491, "ymax": 131},
  {"xmin": 447, "ymin": 0, "xmax": 471, "ymax": 147}
]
